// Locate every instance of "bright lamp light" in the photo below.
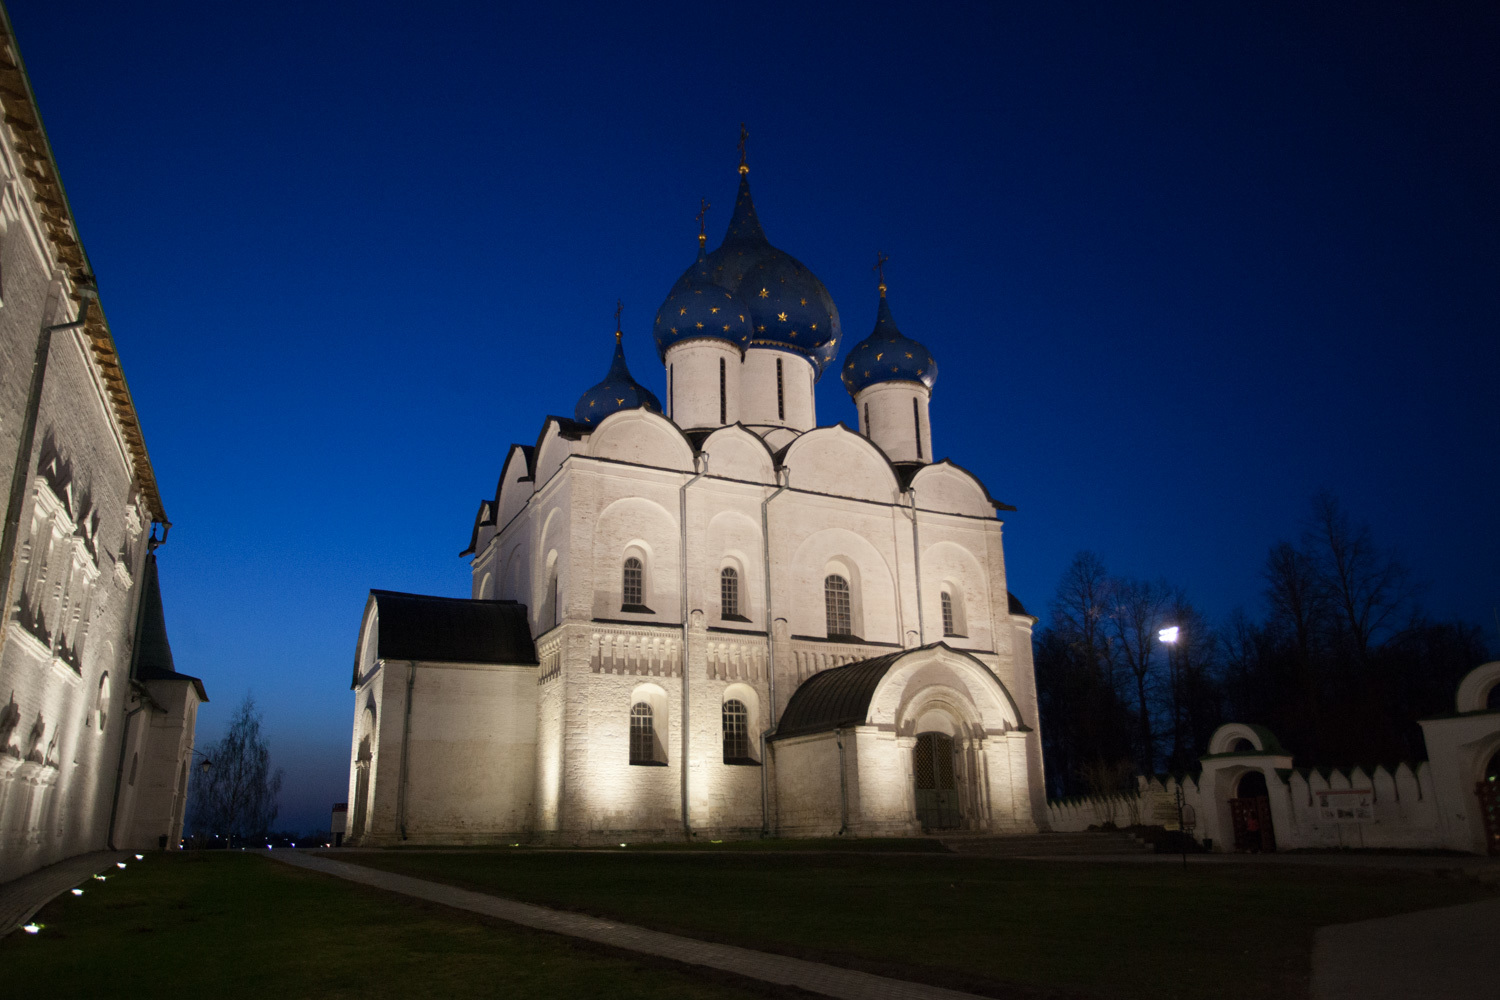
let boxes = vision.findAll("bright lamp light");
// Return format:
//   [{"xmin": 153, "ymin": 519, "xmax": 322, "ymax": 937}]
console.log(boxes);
[{"xmin": 1158, "ymin": 626, "xmax": 1180, "ymax": 643}]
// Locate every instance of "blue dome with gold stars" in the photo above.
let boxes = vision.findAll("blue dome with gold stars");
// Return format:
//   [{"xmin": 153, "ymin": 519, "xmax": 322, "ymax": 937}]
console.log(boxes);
[
  {"xmin": 652, "ymin": 246, "xmax": 752, "ymax": 358},
  {"xmin": 575, "ymin": 330, "xmax": 662, "ymax": 425},
  {"xmin": 706, "ymin": 175, "xmax": 841, "ymax": 378},
  {"xmin": 841, "ymin": 293, "xmax": 938, "ymax": 396}
]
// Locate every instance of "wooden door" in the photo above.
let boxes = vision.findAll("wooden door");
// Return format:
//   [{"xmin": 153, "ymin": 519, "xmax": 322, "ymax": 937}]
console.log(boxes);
[
  {"xmin": 1229, "ymin": 796, "xmax": 1275, "ymax": 852},
  {"xmin": 1477, "ymin": 779, "xmax": 1500, "ymax": 857},
  {"xmin": 914, "ymin": 733, "xmax": 961, "ymax": 831}
]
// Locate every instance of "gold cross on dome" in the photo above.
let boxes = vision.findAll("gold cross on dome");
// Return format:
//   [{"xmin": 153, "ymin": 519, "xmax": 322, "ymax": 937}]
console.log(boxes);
[
  {"xmin": 874, "ymin": 251, "xmax": 889, "ymax": 297},
  {"xmin": 738, "ymin": 123, "xmax": 749, "ymax": 175},
  {"xmin": 697, "ymin": 198, "xmax": 711, "ymax": 249},
  {"xmin": 615, "ymin": 299, "xmax": 623, "ymax": 338}
]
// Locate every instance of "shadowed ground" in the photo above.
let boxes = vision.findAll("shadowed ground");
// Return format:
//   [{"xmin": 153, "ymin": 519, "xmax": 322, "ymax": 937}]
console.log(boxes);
[
  {"xmin": 331, "ymin": 847, "xmax": 1497, "ymax": 1000},
  {"xmin": 0, "ymin": 851, "xmax": 802, "ymax": 1000}
]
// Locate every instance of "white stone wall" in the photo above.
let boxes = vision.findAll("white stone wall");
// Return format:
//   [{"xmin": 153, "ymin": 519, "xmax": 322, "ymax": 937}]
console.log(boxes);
[
  {"xmin": 431, "ymin": 388, "xmax": 1048, "ymax": 842},
  {"xmin": 1048, "ymin": 763, "xmax": 1451, "ymax": 852},
  {"xmin": 0, "ymin": 113, "xmax": 165, "ymax": 880},
  {"xmin": 739, "ymin": 349, "xmax": 815, "ymax": 433},
  {"xmin": 664, "ymin": 340, "xmax": 741, "ymax": 429},
  {"xmin": 856, "ymin": 381, "xmax": 932, "ymax": 463},
  {"xmin": 122, "ymin": 678, "xmax": 200, "ymax": 851},
  {"xmin": 770, "ymin": 731, "xmax": 845, "ymax": 836},
  {"xmin": 400, "ymin": 662, "xmax": 537, "ymax": 842}
]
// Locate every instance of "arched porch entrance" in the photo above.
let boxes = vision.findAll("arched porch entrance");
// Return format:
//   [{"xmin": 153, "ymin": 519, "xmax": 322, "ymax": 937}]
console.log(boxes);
[{"xmin": 1230, "ymin": 770, "xmax": 1275, "ymax": 852}]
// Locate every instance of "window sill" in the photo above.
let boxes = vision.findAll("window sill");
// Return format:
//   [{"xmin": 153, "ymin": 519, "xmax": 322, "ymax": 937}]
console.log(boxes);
[
  {"xmin": 821, "ymin": 633, "xmax": 866, "ymax": 644},
  {"xmin": 722, "ymin": 757, "xmax": 761, "ymax": 767},
  {"xmin": 943, "ymin": 632, "xmax": 968, "ymax": 639},
  {"xmin": 720, "ymin": 613, "xmax": 751, "ymax": 623},
  {"xmin": 620, "ymin": 604, "xmax": 655, "ymax": 614},
  {"xmin": 629, "ymin": 759, "xmax": 669, "ymax": 767}
]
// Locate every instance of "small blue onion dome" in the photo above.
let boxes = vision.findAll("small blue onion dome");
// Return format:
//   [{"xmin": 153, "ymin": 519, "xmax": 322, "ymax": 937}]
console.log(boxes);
[
  {"xmin": 652, "ymin": 246, "xmax": 752, "ymax": 361},
  {"xmin": 575, "ymin": 329, "xmax": 662, "ymax": 425},
  {"xmin": 840, "ymin": 293, "xmax": 938, "ymax": 396},
  {"xmin": 705, "ymin": 174, "xmax": 842, "ymax": 379}
]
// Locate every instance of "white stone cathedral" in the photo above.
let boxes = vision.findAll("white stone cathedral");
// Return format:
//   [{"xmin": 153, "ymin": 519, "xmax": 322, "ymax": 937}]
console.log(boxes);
[{"xmin": 346, "ymin": 151, "xmax": 1047, "ymax": 844}]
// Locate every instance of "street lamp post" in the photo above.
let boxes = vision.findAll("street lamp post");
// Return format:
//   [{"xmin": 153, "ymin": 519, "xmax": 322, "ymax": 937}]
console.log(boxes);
[{"xmin": 1157, "ymin": 626, "xmax": 1187, "ymax": 870}]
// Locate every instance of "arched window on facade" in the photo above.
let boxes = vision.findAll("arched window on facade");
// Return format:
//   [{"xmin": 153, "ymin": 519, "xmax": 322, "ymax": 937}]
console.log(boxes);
[
  {"xmin": 825, "ymin": 574, "xmax": 852, "ymax": 637},
  {"xmin": 622, "ymin": 557, "xmax": 645, "ymax": 611},
  {"xmin": 722, "ymin": 699, "xmax": 753, "ymax": 764},
  {"xmin": 96, "ymin": 672, "xmax": 110, "ymax": 731},
  {"xmin": 630, "ymin": 701, "xmax": 664, "ymax": 765},
  {"xmin": 940, "ymin": 592, "xmax": 955, "ymax": 636},
  {"xmin": 720, "ymin": 567, "xmax": 741, "ymax": 619}
]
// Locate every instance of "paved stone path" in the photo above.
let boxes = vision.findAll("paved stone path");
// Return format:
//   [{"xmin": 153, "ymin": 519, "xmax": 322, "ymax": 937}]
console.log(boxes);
[
  {"xmin": 0, "ymin": 850, "xmax": 128, "ymax": 936},
  {"xmin": 1311, "ymin": 896, "xmax": 1500, "ymax": 1000},
  {"xmin": 269, "ymin": 851, "xmax": 987, "ymax": 1000}
]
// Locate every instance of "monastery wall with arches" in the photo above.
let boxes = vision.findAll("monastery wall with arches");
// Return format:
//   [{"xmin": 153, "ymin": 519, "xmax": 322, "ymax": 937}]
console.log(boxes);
[{"xmin": 1047, "ymin": 662, "xmax": 1500, "ymax": 855}]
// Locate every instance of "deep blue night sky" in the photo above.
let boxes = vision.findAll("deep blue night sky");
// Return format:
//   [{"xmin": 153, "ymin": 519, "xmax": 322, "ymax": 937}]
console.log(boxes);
[{"xmin": 8, "ymin": 2, "xmax": 1496, "ymax": 832}]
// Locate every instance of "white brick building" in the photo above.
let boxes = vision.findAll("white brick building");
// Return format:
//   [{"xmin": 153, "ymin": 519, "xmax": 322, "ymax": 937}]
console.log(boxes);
[
  {"xmin": 348, "ymin": 154, "xmax": 1045, "ymax": 844},
  {"xmin": 0, "ymin": 9, "xmax": 204, "ymax": 882}
]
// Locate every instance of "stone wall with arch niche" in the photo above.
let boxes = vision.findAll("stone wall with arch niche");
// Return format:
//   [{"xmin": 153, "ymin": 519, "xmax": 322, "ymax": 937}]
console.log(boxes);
[
  {"xmin": 786, "ymin": 527, "xmax": 898, "ymax": 643},
  {"xmin": 590, "ymin": 496, "xmax": 679, "ymax": 620}
]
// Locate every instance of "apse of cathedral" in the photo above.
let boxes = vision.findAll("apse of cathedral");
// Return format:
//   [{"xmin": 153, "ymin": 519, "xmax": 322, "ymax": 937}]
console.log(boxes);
[{"xmin": 347, "ymin": 137, "xmax": 1046, "ymax": 844}]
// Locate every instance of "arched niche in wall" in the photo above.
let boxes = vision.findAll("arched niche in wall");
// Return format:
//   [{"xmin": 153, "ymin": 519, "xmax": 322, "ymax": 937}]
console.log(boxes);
[
  {"xmin": 706, "ymin": 509, "xmax": 762, "ymax": 624},
  {"xmin": 782, "ymin": 425, "xmax": 900, "ymax": 504},
  {"xmin": 921, "ymin": 540, "xmax": 993, "ymax": 648},
  {"xmin": 787, "ymin": 526, "xmax": 898, "ymax": 643},
  {"xmin": 701, "ymin": 425, "xmax": 776, "ymax": 484},
  {"xmin": 587, "ymin": 409, "xmax": 695, "ymax": 472},
  {"xmin": 908, "ymin": 461, "xmax": 996, "ymax": 518},
  {"xmin": 590, "ymin": 496, "xmax": 679, "ymax": 620}
]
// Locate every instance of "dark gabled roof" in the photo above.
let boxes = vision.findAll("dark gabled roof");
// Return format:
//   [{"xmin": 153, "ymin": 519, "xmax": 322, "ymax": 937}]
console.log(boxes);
[
  {"xmin": 132, "ymin": 554, "xmax": 208, "ymax": 702},
  {"xmin": 772, "ymin": 648, "xmax": 914, "ymax": 740},
  {"xmin": 366, "ymin": 590, "xmax": 537, "ymax": 669}
]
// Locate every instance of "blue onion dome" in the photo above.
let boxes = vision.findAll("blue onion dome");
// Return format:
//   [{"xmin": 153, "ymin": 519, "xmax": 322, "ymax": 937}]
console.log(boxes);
[
  {"xmin": 652, "ymin": 245, "xmax": 752, "ymax": 361},
  {"xmin": 706, "ymin": 174, "xmax": 842, "ymax": 378},
  {"xmin": 840, "ymin": 292, "xmax": 938, "ymax": 396},
  {"xmin": 575, "ymin": 327, "xmax": 662, "ymax": 425}
]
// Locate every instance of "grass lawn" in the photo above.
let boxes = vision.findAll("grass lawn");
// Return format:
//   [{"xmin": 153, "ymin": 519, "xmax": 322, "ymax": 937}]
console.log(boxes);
[
  {"xmin": 336, "ymin": 848, "xmax": 1498, "ymax": 1000},
  {"xmin": 0, "ymin": 851, "xmax": 798, "ymax": 1000}
]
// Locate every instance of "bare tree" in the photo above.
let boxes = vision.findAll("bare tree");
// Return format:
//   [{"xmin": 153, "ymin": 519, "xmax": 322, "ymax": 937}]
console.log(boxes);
[
  {"xmin": 187, "ymin": 695, "xmax": 283, "ymax": 846},
  {"xmin": 1109, "ymin": 577, "xmax": 1171, "ymax": 772},
  {"xmin": 1049, "ymin": 551, "xmax": 1114, "ymax": 681},
  {"xmin": 1304, "ymin": 491, "xmax": 1414, "ymax": 659}
]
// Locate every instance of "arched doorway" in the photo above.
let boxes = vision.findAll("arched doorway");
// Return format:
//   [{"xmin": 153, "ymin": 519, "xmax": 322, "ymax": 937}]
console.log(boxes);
[
  {"xmin": 350, "ymin": 734, "xmax": 372, "ymax": 842},
  {"xmin": 1478, "ymin": 747, "xmax": 1500, "ymax": 857},
  {"xmin": 1230, "ymin": 770, "xmax": 1275, "ymax": 852},
  {"xmin": 913, "ymin": 732, "xmax": 961, "ymax": 831}
]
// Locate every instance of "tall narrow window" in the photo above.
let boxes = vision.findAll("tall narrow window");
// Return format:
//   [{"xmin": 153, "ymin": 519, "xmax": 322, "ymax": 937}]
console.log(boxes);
[
  {"xmin": 622, "ymin": 557, "xmax": 644, "ymax": 608},
  {"xmin": 669, "ymin": 364, "xmax": 674, "ymax": 418},
  {"xmin": 722, "ymin": 699, "xmax": 751, "ymax": 763},
  {"xmin": 630, "ymin": 702, "xmax": 660, "ymax": 764},
  {"xmin": 913, "ymin": 397, "xmax": 923, "ymax": 459},
  {"xmin": 719, "ymin": 356, "xmax": 727, "ymax": 424},
  {"xmin": 550, "ymin": 573, "xmax": 559, "ymax": 626},
  {"xmin": 941, "ymin": 592, "xmax": 955, "ymax": 636},
  {"xmin": 776, "ymin": 357, "xmax": 785, "ymax": 420},
  {"xmin": 864, "ymin": 404, "xmax": 870, "ymax": 435},
  {"xmin": 824, "ymin": 575, "xmax": 852, "ymax": 636},
  {"xmin": 720, "ymin": 567, "xmax": 740, "ymax": 618}
]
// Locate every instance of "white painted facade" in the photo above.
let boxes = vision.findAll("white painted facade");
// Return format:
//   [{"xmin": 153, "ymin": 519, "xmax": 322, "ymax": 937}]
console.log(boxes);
[
  {"xmin": 347, "ymin": 169, "xmax": 1047, "ymax": 845},
  {"xmin": 0, "ymin": 18, "xmax": 203, "ymax": 883}
]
